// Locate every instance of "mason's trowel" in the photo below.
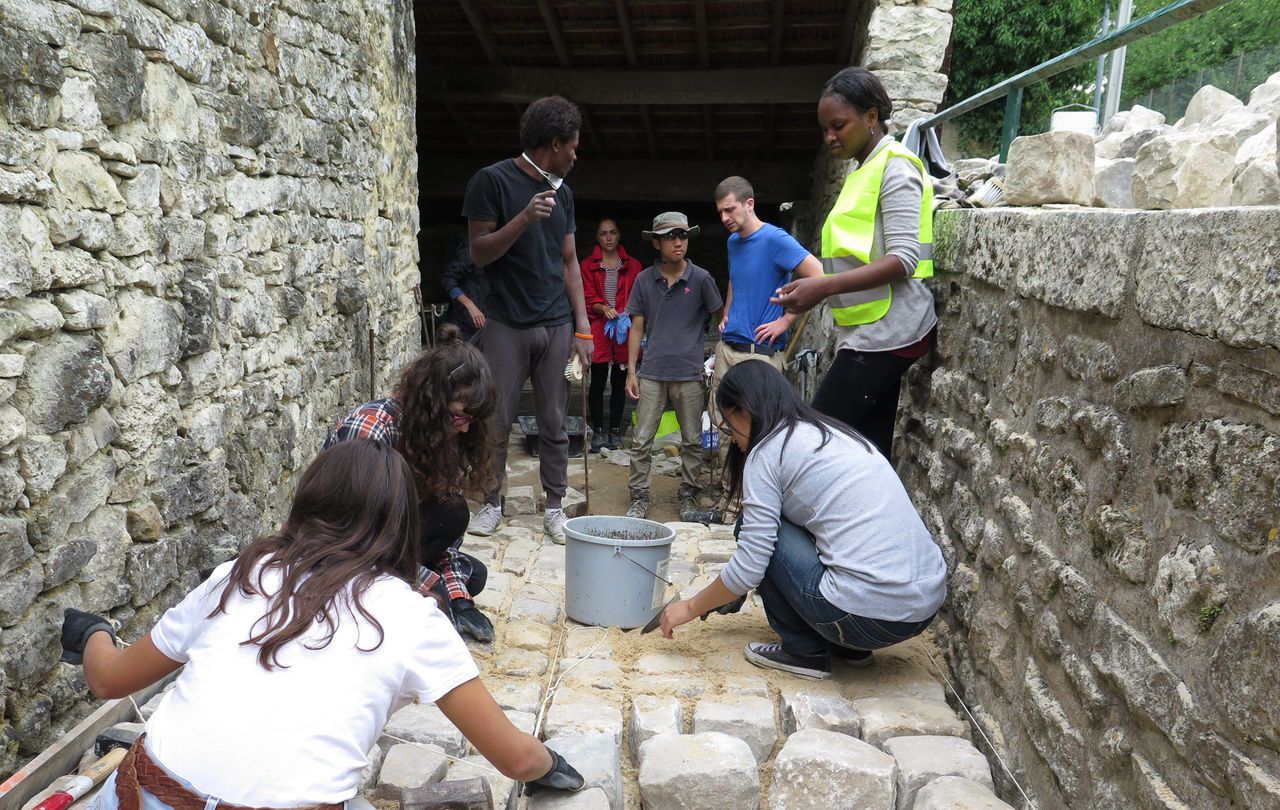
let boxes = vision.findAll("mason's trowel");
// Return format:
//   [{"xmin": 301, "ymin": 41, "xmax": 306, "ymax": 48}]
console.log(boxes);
[{"xmin": 639, "ymin": 597, "xmax": 678, "ymax": 634}]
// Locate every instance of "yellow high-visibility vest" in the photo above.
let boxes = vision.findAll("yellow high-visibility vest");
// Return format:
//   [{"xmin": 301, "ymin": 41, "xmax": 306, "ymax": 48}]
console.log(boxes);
[{"xmin": 820, "ymin": 139, "xmax": 934, "ymax": 326}]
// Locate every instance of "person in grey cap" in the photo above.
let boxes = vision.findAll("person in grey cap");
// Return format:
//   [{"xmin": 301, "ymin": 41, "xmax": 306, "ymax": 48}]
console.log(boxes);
[{"xmin": 624, "ymin": 212, "xmax": 723, "ymax": 521}]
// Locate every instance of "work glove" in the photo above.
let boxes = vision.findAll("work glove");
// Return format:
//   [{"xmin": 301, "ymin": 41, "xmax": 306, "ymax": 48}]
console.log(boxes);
[
  {"xmin": 61, "ymin": 608, "xmax": 115, "ymax": 665},
  {"xmin": 700, "ymin": 594, "xmax": 747, "ymax": 622},
  {"xmin": 451, "ymin": 599, "xmax": 494, "ymax": 643},
  {"xmin": 527, "ymin": 746, "xmax": 585, "ymax": 793}
]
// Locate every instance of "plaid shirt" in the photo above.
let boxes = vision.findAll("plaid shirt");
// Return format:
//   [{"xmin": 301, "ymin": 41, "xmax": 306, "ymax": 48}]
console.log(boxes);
[{"xmin": 324, "ymin": 397, "xmax": 474, "ymax": 602}]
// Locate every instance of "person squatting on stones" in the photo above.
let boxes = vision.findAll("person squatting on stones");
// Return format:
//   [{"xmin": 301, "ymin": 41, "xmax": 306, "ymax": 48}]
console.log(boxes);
[
  {"xmin": 773, "ymin": 66, "xmax": 938, "ymax": 463},
  {"xmin": 61, "ymin": 440, "xmax": 585, "ymax": 810},
  {"xmin": 324, "ymin": 323, "xmax": 497, "ymax": 643},
  {"xmin": 709, "ymin": 175, "xmax": 823, "ymax": 519},
  {"xmin": 658, "ymin": 361, "xmax": 946, "ymax": 680},
  {"xmin": 624, "ymin": 212, "xmax": 723, "ymax": 523},
  {"xmin": 462, "ymin": 95, "xmax": 595, "ymax": 545},
  {"xmin": 580, "ymin": 217, "xmax": 642, "ymax": 453}
]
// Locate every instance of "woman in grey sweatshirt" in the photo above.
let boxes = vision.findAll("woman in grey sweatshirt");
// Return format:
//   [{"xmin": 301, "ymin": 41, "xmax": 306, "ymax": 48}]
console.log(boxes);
[{"xmin": 657, "ymin": 361, "xmax": 946, "ymax": 680}]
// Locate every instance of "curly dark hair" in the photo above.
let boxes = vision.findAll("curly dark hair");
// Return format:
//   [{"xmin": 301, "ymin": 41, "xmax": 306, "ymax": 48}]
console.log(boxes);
[
  {"xmin": 398, "ymin": 323, "xmax": 497, "ymax": 502},
  {"xmin": 519, "ymin": 95, "xmax": 582, "ymax": 151}
]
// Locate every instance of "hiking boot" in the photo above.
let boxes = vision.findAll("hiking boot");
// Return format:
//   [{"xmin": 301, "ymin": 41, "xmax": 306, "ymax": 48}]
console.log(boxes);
[
  {"xmin": 678, "ymin": 490, "xmax": 715, "ymax": 525},
  {"xmin": 745, "ymin": 641, "xmax": 831, "ymax": 680},
  {"xmin": 544, "ymin": 507, "xmax": 567, "ymax": 544},
  {"xmin": 466, "ymin": 504, "xmax": 502, "ymax": 536},
  {"xmin": 626, "ymin": 489, "xmax": 650, "ymax": 519},
  {"xmin": 829, "ymin": 645, "xmax": 875, "ymax": 668},
  {"xmin": 607, "ymin": 428, "xmax": 623, "ymax": 450},
  {"xmin": 590, "ymin": 426, "xmax": 608, "ymax": 453}
]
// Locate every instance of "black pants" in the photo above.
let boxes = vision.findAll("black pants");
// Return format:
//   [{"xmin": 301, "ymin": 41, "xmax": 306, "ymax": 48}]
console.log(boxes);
[
  {"xmin": 589, "ymin": 362, "xmax": 628, "ymax": 432},
  {"xmin": 811, "ymin": 349, "xmax": 917, "ymax": 462}
]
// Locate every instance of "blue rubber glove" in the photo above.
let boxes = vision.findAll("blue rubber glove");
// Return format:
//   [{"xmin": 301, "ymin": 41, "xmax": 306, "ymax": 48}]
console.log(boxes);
[{"xmin": 610, "ymin": 312, "xmax": 631, "ymax": 345}]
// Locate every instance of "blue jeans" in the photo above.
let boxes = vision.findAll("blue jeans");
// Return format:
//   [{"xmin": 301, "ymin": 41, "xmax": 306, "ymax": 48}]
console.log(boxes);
[{"xmin": 755, "ymin": 520, "xmax": 935, "ymax": 657}]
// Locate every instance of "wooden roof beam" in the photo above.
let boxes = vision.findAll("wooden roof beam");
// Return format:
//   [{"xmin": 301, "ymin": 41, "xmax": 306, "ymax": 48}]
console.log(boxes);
[
  {"xmin": 535, "ymin": 0, "xmax": 573, "ymax": 68},
  {"xmin": 581, "ymin": 104, "xmax": 605, "ymax": 157},
  {"xmin": 614, "ymin": 0, "xmax": 638, "ymax": 67},
  {"xmin": 694, "ymin": 0, "xmax": 710, "ymax": 68},
  {"xmin": 457, "ymin": 0, "xmax": 504, "ymax": 66},
  {"xmin": 765, "ymin": 0, "xmax": 786, "ymax": 153},
  {"xmin": 839, "ymin": 0, "xmax": 874, "ymax": 65},
  {"xmin": 639, "ymin": 106, "xmax": 658, "ymax": 160}
]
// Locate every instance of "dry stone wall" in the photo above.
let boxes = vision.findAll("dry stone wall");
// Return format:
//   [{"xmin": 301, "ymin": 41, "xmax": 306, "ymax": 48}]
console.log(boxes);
[
  {"xmin": 0, "ymin": 0, "xmax": 420, "ymax": 775},
  {"xmin": 896, "ymin": 206, "xmax": 1280, "ymax": 807}
]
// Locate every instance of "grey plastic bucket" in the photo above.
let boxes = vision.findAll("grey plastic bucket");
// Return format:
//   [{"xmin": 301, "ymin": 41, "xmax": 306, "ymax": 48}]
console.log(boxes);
[{"xmin": 564, "ymin": 516, "xmax": 676, "ymax": 629}]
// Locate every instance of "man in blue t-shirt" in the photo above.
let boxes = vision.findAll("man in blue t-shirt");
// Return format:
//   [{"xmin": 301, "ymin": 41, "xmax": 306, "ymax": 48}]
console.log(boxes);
[{"xmin": 710, "ymin": 176, "xmax": 823, "ymax": 514}]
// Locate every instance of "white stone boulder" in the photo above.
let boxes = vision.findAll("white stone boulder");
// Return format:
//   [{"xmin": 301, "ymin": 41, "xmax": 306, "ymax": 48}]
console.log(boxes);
[
  {"xmin": 377, "ymin": 743, "xmax": 449, "ymax": 794},
  {"xmin": 1210, "ymin": 108, "xmax": 1275, "ymax": 145},
  {"xmin": 382, "ymin": 703, "xmax": 466, "ymax": 757},
  {"xmin": 1232, "ymin": 159, "xmax": 1280, "ymax": 206},
  {"xmin": 1247, "ymin": 78, "xmax": 1280, "ymax": 118},
  {"xmin": 1236, "ymin": 123, "xmax": 1277, "ymax": 174},
  {"xmin": 1177, "ymin": 84, "xmax": 1242, "ymax": 129},
  {"xmin": 1132, "ymin": 132, "xmax": 1237, "ymax": 209},
  {"xmin": 630, "ymin": 695, "xmax": 683, "ymax": 756},
  {"xmin": 864, "ymin": 5, "xmax": 953, "ymax": 73},
  {"xmin": 882, "ymin": 735, "xmax": 995, "ymax": 810},
  {"xmin": 1098, "ymin": 104, "xmax": 1166, "ymax": 139},
  {"xmin": 544, "ymin": 688, "xmax": 623, "ymax": 748},
  {"xmin": 851, "ymin": 697, "xmax": 967, "ymax": 747},
  {"xmin": 912, "ymin": 776, "xmax": 1016, "ymax": 810},
  {"xmin": 1093, "ymin": 158, "xmax": 1135, "ymax": 208},
  {"xmin": 692, "ymin": 695, "xmax": 777, "ymax": 763},
  {"xmin": 1095, "ymin": 126, "xmax": 1169, "ymax": 160},
  {"xmin": 769, "ymin": 728, "xmax": 897, "ymax": 810},
  {"xmin": 541, "ymin": 734, "xmax": 623, "ymax": 810},
  {"xmin": 503, "ymin": 485, "xmax": 537, "ymax": 515},
  {"xmin": 638, "ymin": 732, "xmax": 759, "ymax": 810},
  {"xmin": 445, "ymin": 754, "xmax": 515, "ymax": 804},
  {"xmin": 1004, "ymin": 131, "xmax": 1095, "ymax": 206},
  {"xmin": 780, "ymin": 688, "xmax": 861, "ymax": 737}
]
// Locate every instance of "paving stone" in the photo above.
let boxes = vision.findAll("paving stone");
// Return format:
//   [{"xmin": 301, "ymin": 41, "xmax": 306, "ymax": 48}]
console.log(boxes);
[
  {"xmin": 503, "ymin": 485, "xmax": 537, "ymax": 515},
  {"xmin": 359, "ymin": 744, "xmax": 384, "ymax": 791},
  {"xmin": 630, "ymin": 695, "xmax": 683, "ymax": 757},
  {"xmin": 883, "ymin": 735, "xmax": 995, "ymax": 810},
  {"xmin": 472, "ymin": 571, "xmax": 511, "ymax": 613},
  {"xmin": 543, "ymin": 733, "xmax": 623, "ymax": 810},
  {"xmin": 780, "ymin": 687, "xmax": 862, "ymax": 737},
  {"xmin": 912, "ymin": 776, "xmax": 1015, "ymax": 810},
  {"xmin": 528, "ymin": 787, "xmax": 611, "ymax": 808},
  {"xmin": 509, "ymin": 596, "xmax": 561, "ymax": 623},
  {"xmin": 497, "ymin": 648, "xmax": 549, "ymax": 677},
  {"xmin": 376, "ymin": 742, "xmax": 448, "ymax": 794},
  {"xmin": 852, "ymin": 697, "xmax": 967, "ymax": 747},
  {"xmin": 544, "ymin": 688, "xmax": 623, "ymax": 748},
  {"xmin": 564, "ymin": 629, "xmax": 613, "ymax": 659},
  {"xmin": 695, "ymin": 537, "xmax": 737, "ymax": 564},
  {"xmin": 635, "ymin": 653, "xmax": 699, "ymax": 675},
  {"xmin": 770, "ymin": 728, "xmax": 897, "ymax": 810},
  {"xmin": 500, "ymin": 539, "xmax": 538, "ymax": 576},
  {"xmin": 692, "ymin": 694, "xmax": 777, "ymax": 763},
  {"xmin": 445, "ymin": 755, "xmax": 514, "ymax": 805},
  {"xmin": 722, "ymin": 674, "xmax": 770, "ymax": 699},
  {"xmin": 558, "ymin": 658, "xmax": 625, "ymax": 690},
  {"xmin": 382, "ymin": 703, "xmax": 466, "ymax": 757},
  {"xmin": 638, "ymin": 732, "xmax": 759, "ymax": 810},
  {"xmin": 628, "ymin": 673, "xmax": 708, "ymax": 699},
  {"xmin": 488, "ymin": 680, "xmax": 543, "ymax": 714},
  {"xmin": 505, "ymin": 620, "xmax": 555, "ymax": 652}
]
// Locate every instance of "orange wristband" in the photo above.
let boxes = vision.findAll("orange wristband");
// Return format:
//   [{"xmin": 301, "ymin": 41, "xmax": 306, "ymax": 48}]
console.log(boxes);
[{"xmin": 574, "ymin": 331, "xmax": 592, "ymax": 340}]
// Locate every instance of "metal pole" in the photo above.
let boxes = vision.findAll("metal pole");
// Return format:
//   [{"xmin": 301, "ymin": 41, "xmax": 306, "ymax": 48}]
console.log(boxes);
[
  {"xmin": 1103, "ymin": 0, "xmax": 1134, "ymax": 122},
  {"xmin": 999, "ymin": 86, "xmax": 1023, "ymax": 162},
  {"xmin": 1232, "ymin": 53, "xmax": 1244, "ymax": 96},
  {"xmin": 1094, "ymin": 4, "xmax": 1111, "ymax": 113}
]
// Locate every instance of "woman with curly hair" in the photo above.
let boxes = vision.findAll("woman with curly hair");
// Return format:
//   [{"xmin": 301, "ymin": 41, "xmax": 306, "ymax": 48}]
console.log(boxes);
[{"xmin": 325, "ymin": 324, "xmax": 499, "ymax": 642}]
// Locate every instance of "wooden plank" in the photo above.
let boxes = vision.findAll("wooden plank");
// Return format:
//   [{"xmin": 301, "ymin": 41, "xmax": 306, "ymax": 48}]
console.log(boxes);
[
  {"xmin": 613, "ymin": 0, "xmax": 638, "ymax": 67},
  {"xmin": 0, "ymin": 676, "xmax": 176, "ymax": 810},
  {"xmin": 420, "ymin": 64, "xmax": 844, "ymax": 105},
  {"xmin": 694, "ymin": 0, "xmax": 710, "ymax": 67},
  {"xmin": 457, "ymin": 0, "xmax": 504, "ymax": 66},
  {"xmin": 534, "ymin": 0, "xmax": 572, "ymax": 67}
]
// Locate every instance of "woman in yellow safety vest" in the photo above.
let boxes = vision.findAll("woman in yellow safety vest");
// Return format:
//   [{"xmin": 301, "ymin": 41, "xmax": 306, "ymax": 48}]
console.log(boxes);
[{"xmin": 772, "ymin": 67, "xmax": 936, "ymax": 462}]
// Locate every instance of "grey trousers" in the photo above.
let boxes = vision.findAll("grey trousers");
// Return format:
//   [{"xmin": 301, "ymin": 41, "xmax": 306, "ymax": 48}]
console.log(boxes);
[
  {"xmin": 478, "ymin": 319, "xmax": 572, "ymax": 507},
  {"xmin": 629, "ymin": 377, "xmax": 705, "ymax": 495}
]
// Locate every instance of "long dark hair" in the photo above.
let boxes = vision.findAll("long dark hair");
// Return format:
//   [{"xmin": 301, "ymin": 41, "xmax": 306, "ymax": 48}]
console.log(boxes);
[
  {"xmin": 212, "ymin": 440, "xmax": 421, "ymax": 670},
  {"xmin": 821, "ymin": 66, "xmax": 893, "ymax": 135},
  {"xmin": 716, "ymin": 361, "xmax": 872, "ymax": 502},
  {"xmin": 398, "ymin": 323, "xmax": 497, "ymax": 501}
]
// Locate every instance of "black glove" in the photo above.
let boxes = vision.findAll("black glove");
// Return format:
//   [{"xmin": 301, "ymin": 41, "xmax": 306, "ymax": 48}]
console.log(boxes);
[
  {"xmin": 700, "ymin": 593, "xmax": 747, "ymax": 622},
  {"xmin": 61, "ymin": 608, "xmax": 115, "ymax": 665},
  {"xmin": 451, "ymin": 599, "xmax": 494, "ymax": 643},
  {"xmin": 527, "ymin": 747, "xmax": 585, "ymax": 793}
]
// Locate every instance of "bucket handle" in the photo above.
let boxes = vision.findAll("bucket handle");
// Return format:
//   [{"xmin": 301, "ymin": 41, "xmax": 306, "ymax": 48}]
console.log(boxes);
[{"xmin": 612, "ymin": 546, "xmax": 673, "ymax": 585}]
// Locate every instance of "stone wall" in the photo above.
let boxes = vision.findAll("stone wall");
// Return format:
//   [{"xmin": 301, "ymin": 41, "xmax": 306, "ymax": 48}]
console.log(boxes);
[
  {"xmin": 895, "ymin": 207, "xmax": 1280, "ymax": 807},
  {"xmin": 0, "ymin": 0, "xmax": 420, "ymax": 775}
]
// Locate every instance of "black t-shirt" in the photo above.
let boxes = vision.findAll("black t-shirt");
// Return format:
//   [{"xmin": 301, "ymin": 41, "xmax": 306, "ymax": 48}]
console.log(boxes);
[{"xmin": 461, "ymin": 159, "xmax": 576, "ymax": 329}]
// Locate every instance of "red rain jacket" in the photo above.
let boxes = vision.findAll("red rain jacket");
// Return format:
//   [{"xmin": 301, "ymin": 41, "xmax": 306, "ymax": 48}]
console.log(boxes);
[{"xmin": 581, "ymin": 244, "xmax": 642, "ymax": 365}]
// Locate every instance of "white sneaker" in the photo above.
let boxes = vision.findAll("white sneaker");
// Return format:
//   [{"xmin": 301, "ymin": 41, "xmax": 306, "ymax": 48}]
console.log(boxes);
[
  {"xmin": 467, "ymin": 504, "xmax": 502, "ymax": 536},
  {"xmin": 544, "ymin": 508, "xmax": 567, "ymax": 545}
]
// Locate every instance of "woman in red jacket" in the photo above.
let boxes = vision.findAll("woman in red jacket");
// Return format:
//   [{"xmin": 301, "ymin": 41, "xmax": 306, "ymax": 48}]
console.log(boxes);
[{"xmin": 582, "ymin": 218, "xmax": 642, "ymax": 451}]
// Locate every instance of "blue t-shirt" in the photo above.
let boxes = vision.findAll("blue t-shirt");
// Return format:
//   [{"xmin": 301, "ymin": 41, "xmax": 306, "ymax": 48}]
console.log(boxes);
[{"xmin": 722, "ymin": 223, "xmax": 811, "ymax": 350}]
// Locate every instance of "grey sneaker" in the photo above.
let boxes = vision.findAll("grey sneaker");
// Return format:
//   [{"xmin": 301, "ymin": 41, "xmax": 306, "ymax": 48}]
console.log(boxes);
[
  {"xmin": 467, "ymin": 504, "xmax": 502, "ymax": 536},
  {"xmin": 626, "ymin": 489, "xmax": 649, "ymax": 519},
  {"xmin": 544, "ymin": 507, "xmax": 567, "ymax": 545}
]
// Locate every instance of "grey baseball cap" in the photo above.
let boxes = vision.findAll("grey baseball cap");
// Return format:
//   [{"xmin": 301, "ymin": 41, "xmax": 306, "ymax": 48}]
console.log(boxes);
[{"xmin": 642, "ymin": 211, "xmax": 701, "ymax": 239}]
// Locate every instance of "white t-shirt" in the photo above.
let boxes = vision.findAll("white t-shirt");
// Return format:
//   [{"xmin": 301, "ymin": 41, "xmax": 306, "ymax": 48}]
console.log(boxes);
[{"xmin": 144, "ymin": 561, "xmax": 479, "ymax": 806}]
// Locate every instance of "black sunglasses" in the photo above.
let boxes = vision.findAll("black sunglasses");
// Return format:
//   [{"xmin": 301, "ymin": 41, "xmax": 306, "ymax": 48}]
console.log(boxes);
[{"xmin": 658, "ymin": 230, "xmax": 691, "ymax": 241}]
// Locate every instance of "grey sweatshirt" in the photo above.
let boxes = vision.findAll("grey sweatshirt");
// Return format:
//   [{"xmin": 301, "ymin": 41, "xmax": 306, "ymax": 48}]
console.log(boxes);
[{"xmin": 719, "ymin": 421, "xmax": 946, "ymax": 622}]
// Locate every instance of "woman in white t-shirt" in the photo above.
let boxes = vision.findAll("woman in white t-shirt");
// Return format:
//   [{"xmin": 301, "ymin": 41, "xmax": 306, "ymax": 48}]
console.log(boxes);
[{"xmin": 60, "ymin": 439, "xmax": 583, "ymax": 809}]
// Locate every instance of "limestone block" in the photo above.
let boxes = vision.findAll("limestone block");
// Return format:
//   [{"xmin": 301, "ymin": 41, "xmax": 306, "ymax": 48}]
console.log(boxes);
[
  {"xmin": 722, "ymin": 673, "xmax": 770, "ymax": 699},
  {"xmin": 1178, "ymin": 84, "xmax": 1242, "ymax": 129},
  {"xmin": 883, "ymin": 735, "xmax": 994, "ymax": 810},
  {"xmin": 1, "ymin": 0, "xmax": 81, "ymax": 47},
  {"xmin": 864, "ymin": 6, "xmax": 952, "ymax": 73},
  {"xmin": 564, "ymin": 629, "xmax": 613, "ymax": 660},
  {"xmin": 51, "ymin": 152, "xmax": 126, "ymax": 214},
  {"xmin": 382, "ymin": 703, "xmax": 466, "ymax": 757},
  {"xmin": 504, "ymin": 619, "xmax": 554, "ymax": 652},
  {"xmin": 488, "ymin": 680, "xmax": 542, "ymax": 715},
  {"xmin": 630, "ymin": 695, "xmax": 682, "ymax": 756},
  {"xmin": 496, "ymin": 648, "xmax": 548, "ymax": 678},
  {"xmin": 780, "ymin": 688, "xmax": 862, "ymax": 737},
  {"xmin": 55, "ymin": 290, "xmax": 114, "ymax": 331},
  {"xmin": 105, "ymin": 289, "xmax": 182, "ymax": 383},
  {"xmin": 1004, "ymin": 131, "xmax": 1094, "ymax": 206},
  {"xmin": 635, "ymin": 654, "xmax": 699, "ymax": 675},
  {"xmin": 770, "ymin": 728, "xmax": 896, "ymax": 810},
  {"xmin": 1209, "ymin": 108, "xmax": 1274, "ymax": 145},
  {"xmin": 638, "ymin": 732, "xmax": 759, "ymax": 810},
  {"xmin": 1232, "ymin": 158, "xmax": 1280, "ymax": 205},
  {"xmin": 544, "ymin": 688, "xmax": 622, "ymax": 748},
  {"xmin": 538, "ymin": 486, "xmax": 587, "ymax": 517},
  {"xmin": 851, "ymin": 697, "xmax": 967, "ymax": 747},
  {"xmin": 140, "ymin": 63, "xmax": 199, "ymax": 142},
  {"xmin": 60, "ymin": 76, "xmax": 103, "ymax": 131},
  {"xmin": 67, "ymin": 34, "xmax": 144, "ymax": 126},
  {"xmin": 1132, "ymin": 132, "xmax": 1236, "ymax": 209},
  {"xmin": 0, "ymin": 561, "xmax": 43, "ymax": 625},
  {"xmin": 1235, "ymin": 122, "xmax": 1276, "ymax": 172},
  {"xmin": 912, "ymin": 776, "xmax": 1015, "ymax": 810},
  {"xmin": 0, "ymin": 516, "xmax": 33, "ymax": 577},
  {"xmin": 692, "ymin": 695, "xmax": 777, "ymax": 763},
  {"xmin": 1114, "ymin": 365, "xmax": 1188, "ymax": 410},
  {"xmin": 446, "ymin": 755, "xmax": 515, "ymax": 805},
  {"xmin": 1154, "ymin": 544, "xmax": 1226, "ymax": 646},
  {"xmin": 1093, "ymin": 158, "xmax": 1135, "ymax": 208},
  {"xmin": 542, "ymin": 733, "xmax": 623, "ymax": 810},
  {"xmin": 558, "ymin": 658, "xmax": 624, "ymax": 691},
  {"xmin": 377, "ymin": 743, "xmax": 448, "ymax": 793},
  {"xmin": 1098, "ymin": 105, "xmax": 1166, "ymax": 139},
  {"xmin": 508, "ymin": 596, "xmax": 560, "ymax": 623},
  {"xmin": 1095, "ymin": 127, "xmax": 1168, "ymax": 161},
  {"xmin": 529, "ymin": 787, "xmax": 611, "ymax": 808},
  {"xmin": 503, "ymin": 485, "xmax": 537, "ymax": 515},
  {"xmin": 359, "ymin": 744, "xmax": 384, "ymax": 792},
  {"xmin": 876, "ymin": 71, "xmax": 950, "ymax": 108}
]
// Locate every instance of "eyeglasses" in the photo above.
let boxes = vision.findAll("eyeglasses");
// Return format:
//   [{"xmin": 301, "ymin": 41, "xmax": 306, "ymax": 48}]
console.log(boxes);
[
  {"xmin": 449, "ymin": 411, "xmax": 475, "ymax": 426},
  {"xmin": 717, "ymin": 418, "xmax": 734, "ymax": 437},
  {"xmin": 658, "ymin": 230, "xmax": 690, "ymax": 241}
]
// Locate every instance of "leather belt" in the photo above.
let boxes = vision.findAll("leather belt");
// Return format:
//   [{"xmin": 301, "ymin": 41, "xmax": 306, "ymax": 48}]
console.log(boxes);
[
  {"xmin": 115, "ymin": 735, "xmax": 343, "ymax": 810},
  {"xmin": 724, "ymin": 341, "xmax": 781, "ymax": 356}
]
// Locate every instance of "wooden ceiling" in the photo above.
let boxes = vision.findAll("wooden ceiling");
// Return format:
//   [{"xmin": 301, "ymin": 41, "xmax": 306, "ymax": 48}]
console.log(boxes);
[{"xmin": 414, "ymin": 1, "xmax": 873, "ymax": 201}]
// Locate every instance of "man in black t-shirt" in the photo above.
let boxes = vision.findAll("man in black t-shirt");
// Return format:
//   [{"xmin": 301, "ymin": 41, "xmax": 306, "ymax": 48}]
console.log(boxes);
[{"xmin": 461, "ymin": 96, "xmax": 594, "ymax": 544}]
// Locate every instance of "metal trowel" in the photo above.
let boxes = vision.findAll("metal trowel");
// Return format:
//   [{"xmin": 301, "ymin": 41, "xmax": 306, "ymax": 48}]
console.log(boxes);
[{"xmin": 640, "ymin": 597, "xmax": 678, "ymax": 635}]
